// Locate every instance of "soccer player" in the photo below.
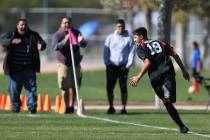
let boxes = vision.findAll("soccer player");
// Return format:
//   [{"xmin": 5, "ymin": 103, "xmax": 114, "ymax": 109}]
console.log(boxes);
[
  {"xmin": 130, "ymin": 27, "xmax": 189, "ymax": 133},
  {"xmin": 190, "ymin": 41, "xmax": 201, "ymax": 96}
]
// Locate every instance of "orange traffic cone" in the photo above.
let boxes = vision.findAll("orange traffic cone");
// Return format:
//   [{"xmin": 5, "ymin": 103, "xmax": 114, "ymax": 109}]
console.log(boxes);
[
  {"xmin": 0, "ymin": 94, "xmax": 1, "ymax": 104},
  {"xmin": 59, "ymin": 97, "xmax": 66, "ymax": 114},
  {"xmin": 43, "ymin": 94, "xmax": 51, "ymax": 111},
  {"xmin": 22, "ymin": 96, "xmax": 28, "ymax": 111},
  {"xmin": 37, "ymin": 94, "xmax": 43, "ymax": 111},
  {"xmin": 0, "ymin": 94, "xmax": 6, "ymax": 110},
  {"xmin": 20, "ymin": 94, "xmax": 25, "ymax": 110},
  {"xmin": 5, "ymin": 95, "xmax": 12, "ymax": 111},
  {"xmin": 54, "ymin": 95, "xmax": 61, "ymax": 113}
]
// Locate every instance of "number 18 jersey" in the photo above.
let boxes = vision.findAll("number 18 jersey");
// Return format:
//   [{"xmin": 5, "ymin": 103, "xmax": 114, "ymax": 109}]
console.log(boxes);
[{"xmin": 136, "ymin": 40, "xmax": 175, "ymax": 81}]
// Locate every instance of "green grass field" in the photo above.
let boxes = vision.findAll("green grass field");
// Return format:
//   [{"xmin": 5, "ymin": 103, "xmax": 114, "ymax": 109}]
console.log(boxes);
[
  {"xmin": 0, "ymin": 68, "xmax": 210, "ymax": 140},
  {"xmin": 0, "ymin": 67, "xmax": 209, "ymax": 104},
  {"xmin": 0, "ymin": 110, "xmax": 209, "ymax": 140}
]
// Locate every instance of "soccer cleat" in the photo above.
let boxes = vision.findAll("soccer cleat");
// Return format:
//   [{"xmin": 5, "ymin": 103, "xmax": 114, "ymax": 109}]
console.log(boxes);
[
  {"xmin": 12, "ymin": 109, "xmax": 20, "ymax": 113},
  {"xmin": 120, "ymin": 109, "xmax": 127, "ymax": 114},
  {"xmin": 28, "ymin": 109, "xmax": 37, "ymax": 114},
  {"xmin": 28, "ymin": 106, "xmax": 37, "ymax": 114},
  {"xmin": 180, "ymin": 126, "xmax": 189, "ymax": 134},
  {"xmin": 107, "ymin": 107, "xmax": 116, "ymax": 114},
  {"xmin": 66, "ymin": 106, "xmax": 74, "ymax": 114},
  {"xmin": 12, "ymin": 106, "xmax": 20, "ymax": 113},
  {"xmin": 69, "ymin": 106, "xmax": 74, "ymax": 113}
]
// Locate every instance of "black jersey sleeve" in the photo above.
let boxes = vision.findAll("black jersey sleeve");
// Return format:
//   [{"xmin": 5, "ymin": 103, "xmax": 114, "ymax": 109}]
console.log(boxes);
[
  {"xmin": 159, "ymin": 40, "xmax": 174, "ymax": 55},
  {"xmin": 137, "ymin": 47, "xmax": 150, "ymax": 61}
]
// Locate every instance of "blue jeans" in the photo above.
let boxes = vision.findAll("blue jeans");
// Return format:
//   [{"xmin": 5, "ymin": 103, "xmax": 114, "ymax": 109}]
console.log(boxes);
[{"xmin": 8, "ymin": 69, "xmax": 37, "ymax": 112}]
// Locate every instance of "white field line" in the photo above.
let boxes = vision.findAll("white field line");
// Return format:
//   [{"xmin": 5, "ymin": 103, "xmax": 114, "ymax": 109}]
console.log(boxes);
[
  {"xmin": 79, "ymin": 114, "xmax": 210, "ymax": 138},
  {"xmin": 1, "ymin": 113, "xmax": 209, "ymax": 138}
]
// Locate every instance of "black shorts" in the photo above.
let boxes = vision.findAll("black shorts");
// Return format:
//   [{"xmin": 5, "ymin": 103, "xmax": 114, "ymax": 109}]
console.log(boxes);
[
  {"xmin": 192, "ymin": 68, "xmax": 199, "ymax": 78},
  {"xmin": 150, "ymin": 71, "xmax": 176, "ymax": 103}
]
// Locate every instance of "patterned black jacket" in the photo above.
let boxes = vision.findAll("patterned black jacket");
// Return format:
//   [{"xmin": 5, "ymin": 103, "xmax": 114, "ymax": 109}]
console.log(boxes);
[{"xmin": 0, "ymin": 28, "xmax": 46, "ymax": 74}]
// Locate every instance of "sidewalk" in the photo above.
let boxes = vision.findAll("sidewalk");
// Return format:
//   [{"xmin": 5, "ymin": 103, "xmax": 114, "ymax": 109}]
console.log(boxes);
[
  {"xmin": 79, "ymin": 101, "xmax": 210, "ymax": 111},
  {"xmin": 0, "ymin": 60, "xmax": 105, "ymax": 74},
  {"xmin": 83, "ymin": 104, "xmax": 209, "ymax": 110}
]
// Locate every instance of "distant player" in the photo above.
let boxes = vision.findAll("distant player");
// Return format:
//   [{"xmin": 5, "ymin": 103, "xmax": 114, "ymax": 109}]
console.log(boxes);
[
  {"xmin": 190, "ymin": 41, "xmax": 201, "ymax": 95},
  {"xmin": 130, "ymin": 27, "xmax": 189, "ymax": 133}
]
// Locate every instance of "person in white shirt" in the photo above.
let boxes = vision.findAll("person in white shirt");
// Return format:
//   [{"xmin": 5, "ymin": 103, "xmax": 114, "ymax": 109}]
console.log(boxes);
[{"xmin": 103, "ymin": 19, "xmax": 135, "ymax": 114}]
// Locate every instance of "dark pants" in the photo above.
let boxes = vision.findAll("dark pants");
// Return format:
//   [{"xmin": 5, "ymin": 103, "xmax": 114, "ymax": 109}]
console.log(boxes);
[
  {"xmin": 192, "ymin": 68, "xmax": 199, "ymax": 78},
  {"xmin": 106, "ymin": 65, "xmax": 129, "ymax": 107},
  {"xmin": 8, "ymin": 69, "xmax": 37, "ymax": 112}
]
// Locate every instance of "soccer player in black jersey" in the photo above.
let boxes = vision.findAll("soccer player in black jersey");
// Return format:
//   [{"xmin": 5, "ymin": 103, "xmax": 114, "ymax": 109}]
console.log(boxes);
[{"xmin": 130, "ymin": 27, "xmax": 190, "ymax": 134}]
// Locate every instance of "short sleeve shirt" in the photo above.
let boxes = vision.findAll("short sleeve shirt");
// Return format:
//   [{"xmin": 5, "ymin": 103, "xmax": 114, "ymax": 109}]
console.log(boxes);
[{"xmin": 136, "ymin": 40, "xmax": 175, "ymax": 80}]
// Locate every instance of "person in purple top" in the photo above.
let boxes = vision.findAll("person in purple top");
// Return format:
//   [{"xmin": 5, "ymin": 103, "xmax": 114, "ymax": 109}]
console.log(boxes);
[{"xmin": 52, "ymin": 17, "xmax": 87, "ymax": 113}]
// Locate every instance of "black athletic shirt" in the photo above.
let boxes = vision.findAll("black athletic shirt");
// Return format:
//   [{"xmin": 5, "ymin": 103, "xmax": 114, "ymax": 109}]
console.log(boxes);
[{"xmin": 136, "ymin": 39, "xmax": 175, "ymax": 81}]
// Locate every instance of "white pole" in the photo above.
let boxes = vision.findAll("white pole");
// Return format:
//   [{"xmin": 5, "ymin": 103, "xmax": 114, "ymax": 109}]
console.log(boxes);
[{"xmin": 69, "ymin": 43, "xmax": 82, "ymax": 116}]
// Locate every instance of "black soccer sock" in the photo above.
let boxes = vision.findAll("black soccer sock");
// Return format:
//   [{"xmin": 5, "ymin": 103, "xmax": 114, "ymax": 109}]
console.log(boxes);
[
  {"xmin": 121, "ymin": 92, "xmax": 127, "ymax": 108},
  {"xmin": 164, "ymin": 103, "xmax": 185, "ymax": 128},
  {"xmin": 107, "ymin": 92, "xmax": 114, "ymax": 107}
]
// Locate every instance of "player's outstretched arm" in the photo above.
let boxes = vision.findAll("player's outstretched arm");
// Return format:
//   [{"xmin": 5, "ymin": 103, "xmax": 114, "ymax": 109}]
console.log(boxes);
[
  {"xmin": 171, "ymin": 52, "xmax": 190, "ymax": 81},
  {"xmin": 130, "ymin": 58, "xmax": 151, "ymax": 87}
]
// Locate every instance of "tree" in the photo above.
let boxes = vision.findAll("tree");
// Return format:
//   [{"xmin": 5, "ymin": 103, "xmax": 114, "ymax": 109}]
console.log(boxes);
[
  {"xmin": 156, "ymin": 0, "xmax": 174, "ymax": 108},
  {"xmin": 157, "ymin": 0, "xmax": 173, "ymax": 42},
  {"xmin": 172, "ymin": 9, "xmax": 188, "ymax": 66},
  {"xmin": 100, "ymin": 0, "xmax": 137, "ymax": 31},
  {"xmin": 137, "ymin": 0, "xmax": 158, "ymax": 37},
  {"xmin": 0, "ymin": 0, "xmax": 102, "ymax": 33},
  {"xmin": 175, "ymin": 0, "xmax": 210, "ymax": 69},
  {"xmin": 191, "ymin": 1, "xmax": 210, "ymax": 69}
]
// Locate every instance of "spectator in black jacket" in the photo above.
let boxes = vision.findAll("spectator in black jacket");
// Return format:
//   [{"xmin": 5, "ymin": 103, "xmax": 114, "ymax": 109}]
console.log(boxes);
[
  {"xmin": 52, "ymin": 17, "xmax": 87, "ymax": 113},
  {"xmin": 0, "ymin": 18, "xmax": 46, "ymax": 114}
]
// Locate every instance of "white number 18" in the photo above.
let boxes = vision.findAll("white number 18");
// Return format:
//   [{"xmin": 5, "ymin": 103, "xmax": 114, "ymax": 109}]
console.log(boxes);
[{"xmin": 146, "ymin": 42, "xmax": 162, "ymax": 55}]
